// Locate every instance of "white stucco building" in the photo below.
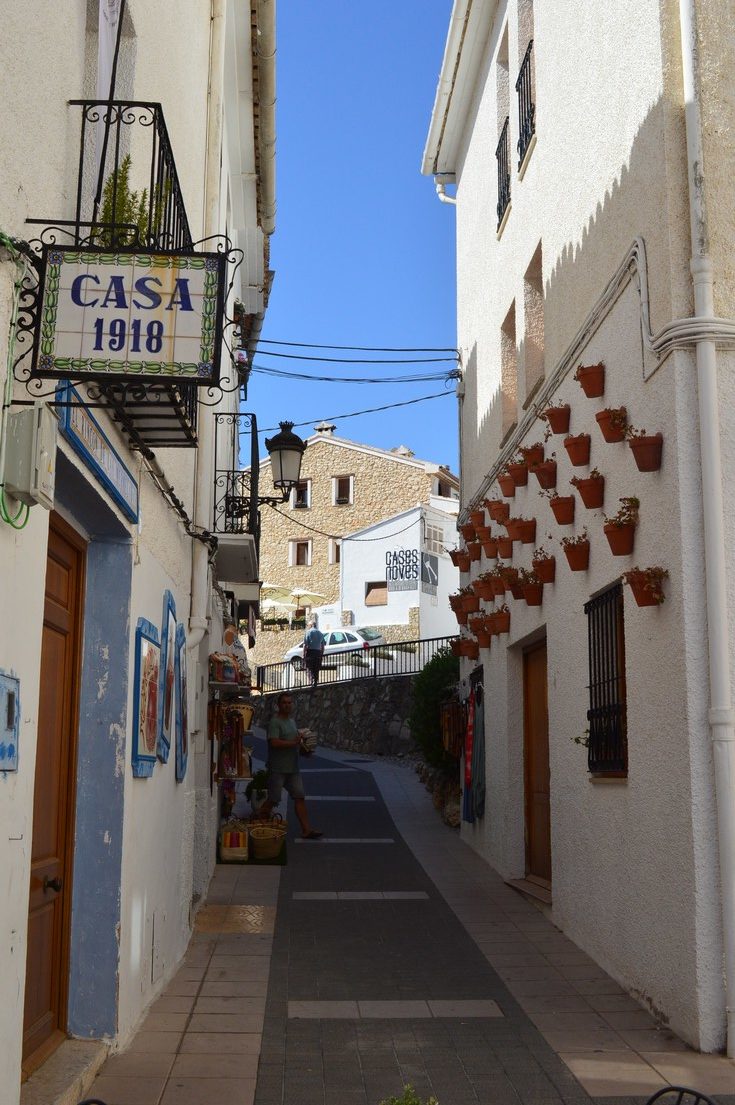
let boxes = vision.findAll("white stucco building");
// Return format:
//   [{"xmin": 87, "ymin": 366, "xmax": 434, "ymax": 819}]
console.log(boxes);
[
  {"xmin": 423, "ymin": 0, "xmax": 735, "ymax": 1055},
  {"xmin": 0, "ymin": 1, "xmax": 274, "ymax": 1097}
]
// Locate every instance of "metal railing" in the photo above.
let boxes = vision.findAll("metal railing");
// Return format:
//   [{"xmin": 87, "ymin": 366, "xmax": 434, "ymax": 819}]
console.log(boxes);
[
  {"xmin": 584, "ymin": 583, "xmax": 627, "ymax": 774},
  {"xmin": 213, "ymin": 413, "xmax": 260, "ymax": 541},
  {"xmin": 515, "ymin": 40, "xmax": 535, "ymax": 167},
  {"xmin": 496, "ymin": 115, "xmax": 511, "ymax": 227},
  {"xmin": 256, "ymin": 634, "xmax": 458, "ymax": 694}
]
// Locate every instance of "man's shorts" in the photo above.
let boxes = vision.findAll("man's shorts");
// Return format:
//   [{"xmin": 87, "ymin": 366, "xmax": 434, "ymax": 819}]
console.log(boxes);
[{"xmin": 267, "ymin": 771, "xmax": 305, "ymax": 803}]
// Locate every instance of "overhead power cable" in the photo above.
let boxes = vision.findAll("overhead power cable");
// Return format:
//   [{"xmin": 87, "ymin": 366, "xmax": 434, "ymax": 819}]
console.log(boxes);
[
  {"xmin": 254, "ymin": 349, "xmax": 456, "ymax": 364},
  {"xmin": 258, "ymin": 339, "xmax": 459, "ymax": 354},
  {"xmin": 249, "ymin": 389, "xmax": 454, "ymax": 436},
  {"xmin": 265, "ymin": 502, "xmax": 422, "ymax": 543},
  {"xmin": 251, "ymin": 365, "xmax": 454, "ymax": 384}
]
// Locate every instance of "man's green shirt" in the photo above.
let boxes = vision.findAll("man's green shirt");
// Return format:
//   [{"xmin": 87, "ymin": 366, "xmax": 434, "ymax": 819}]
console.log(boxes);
[{"xmin": 267, "ymin": 714, "xmax": 299, "ymax": 773}]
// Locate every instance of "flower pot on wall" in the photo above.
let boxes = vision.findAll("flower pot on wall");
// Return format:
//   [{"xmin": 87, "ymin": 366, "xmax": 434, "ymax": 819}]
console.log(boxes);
[
  {"xmin": 482, "ymin": 538, "xmax": 498, "ymax": 559},
  {"xmin": 459, "ymin": 522, "xmax": 476, "ymax": 541},
  {"xmin": 549, "ymin": 495, "xmax": 575, "ymax": 525},
  {"xmin": 532, "ymin": 555, "xmax": 556, "ymax": 583},
  {"xmin": 458, "ymin": 639, "xmax": 480, "ymax": 660},
  {"xmin": 485, "ymin": 499, "xmax": 510, "ymax": 523},
  {"xmin": 455, "ymin": 610, "xmax": 468, "ymax": 626},
  {"xmin": 573, "ymin": 475, "xmax": 605, "ymax": 509},
  {"xmin": 596, "ymin": 407, "xmax": 627, "ymax": 443},
  {"xmin": 450, "ymin": 638, "xmax": 461, "ymax": 656},
  {"xmin": 469, "ymin": 509, "xmax": 485, "ymax": 529},
  {"xmin": 603, "ymin": 522, "xmax": 636, "ymax": 556},
  {"xmin": 542, "ymin": 404, "xmax": 571, "ymax": 434},
  {"xmin": 475, "ymin": 525, "xmax": 492, "ymax": 542},
  {"xmin": 518, "ymin": 519, "xmax": 537, "ymax": 544},
  {"xmin": 507, "ymin": 462, "xmax": 529, "ymax": 488},
  {"xmin": 564, "ymin": 433, "xmax": 591, "ymax": 466},
  {"xmin": 469, "ymin": 615, "xmax": 487, "ymax": 635},
  {"xmin": 497, "ymin": 536, "xmax": 514, "ymax": 559},
  {"xmin": 523, "ymin": 581, "xmax": 544, "ymax": 606},
  {"xmin": 629, "ymin": 433, "xmax": 663, "ymax": 472},
  {"xmin": 576, "ymin": 362, "xmax": 605, "ymax": 398},
  {"xmin": 494, "ymin": 609, "xmax": 511, "ymax": 634},
  {"xmin": 468, "ymin": 542, "xmax": 482, "ymax": 562},
  {"xmin": 472, "ymin": 579, "xmax": 495, "ymax": 601},
  {"xmin": 624, "ymin": 569, "xmax": 667, "ymax": 606},
  {"xmin": 475, "ymin": 631, "xmax": 492, "ymax": 649},
  {"xmin": 498, "ymin": 474, "xmax": 516, "ymax": 498},
  {"xmin": 460, "ymin": 594, "xmax": 480, "ymax": 613},
  {"xmin": 492, "ymin": 577, "xmax": 506, "ymax": 597},
  {"xmin": 504, "ymin": 519, "xmax": 524, "ymax": 541},
  {"xmin": 533, "ymin": 460, "xmax": 557, "ymax": 489},
  {"xmin": 520, "ymin": 444, "xmax": 544, "ymax": 468},
  {"xmin": 449, "ymin": 549, "xmax": 470, "ymax": 572},
  {"xmin": 563, "ymin": 541, "xmax": 590, "ymax": 571}
]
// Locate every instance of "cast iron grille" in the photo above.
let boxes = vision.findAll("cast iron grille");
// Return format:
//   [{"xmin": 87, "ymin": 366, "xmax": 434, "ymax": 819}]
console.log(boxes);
[
  {"xmin": 213, "ymin": 412, "xmax": 260, "ymax": 540},
  {"xmin": 584, "ymin": 583, "xmax": 627, "ymax": 774},
  {"xmin": 496, "ymin": 116, "xmax": 511, "ymax": 227},
  {"xmin": 515, "ymin": 40, "xmax": 535, "ymax": 168}
]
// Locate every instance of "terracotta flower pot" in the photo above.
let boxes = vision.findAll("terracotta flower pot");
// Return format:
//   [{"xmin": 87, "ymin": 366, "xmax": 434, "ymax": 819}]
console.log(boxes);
[
  {"xmin": 523, "ymin": 582, "xmax": 544, "ymax": 606},
  {"xmin": 482, "ymin": 538, "xmax": 498, "ymax": 559},
  {"xmin": 549, "ymin": 495, "xmax": 575, "ymax": 525},
  {"xmin": 494, "ymin": 610, "xmax": 511, "ymax": 634},
  {"xmin": 469, "ymin": 614, "xmax": 487, "ymax": 634},
  {"xmin": 455, "ymin": 611, "xmax": 468, "ymax": 626},
  {"xmin": 504, "ymin": 519, "xmax": 524, "ymax": 540},
  {"xmin": 507, "ymin": 462, "xmax": 529, "ymax": 487},
  {"xmin": 626, "ymin": 571, "xmax": 666, "ymax": 607},
  {"xmin": 497, "ymin": 537, "xmax": 514, "ymax": 559},
  {"xmin": 563, "ymin": 541, "xmax": 590, "ymax": 571},
  {"xmin": 573, "ymin": 475, "xmax": 605, "ymax": 509},
  {"xmin": 468, "ymin": 542, "xmax": 482, "ymax": 562},
  {"xmin": 533, "ymin": 460, "xmax": 557, "ymax": 489},
  {"xmin": 604, "ymin": 521, "xmax": 635, "ymax": 556},
  {"xmin": 543, "ymin": 404, "xmax": 571, "ymax": 434},
  {"xmin": 629, "ymin": 433, "xmax": 663, "ymax": 472},
  {"xmin": 521, "ymin": 444, "xmax": 544, "ymax": 468},
  {"xmin": 475, "ymin": 525, "xmax": 492, "ymax": 542},
  {"xmin": 450, "ymin": 638, "xmax": 461, "ymax": 655},
  {"xmin": 448, "ymin": 548, "xmax": 465, "ymax": 568},
  {"xmin": 475, "ymin": 631, "xmax": 492, "ymax": 649},
  {"xmin": 507, "ymin": 579, "xmax": 525, "ymax": 600},
  {"xmin": 564, "ymin": 433, "xmax": 591, "ymax": 466},
  {"xmin": 455, "ymin": 553, "xmax": 470, "ymax": 572},
  {"xmin": 518, "ymin": 519, "xmax": 537, "ymax": 544},
  {"xmin": 469, "ymin": 509, "xmax": 486, "ymax": 529},
  {"xmin": 485, "ymin": 499, "xmax": 510, "ymax": 523},
  {"xmin": 458, "ymin": 639, "xmax": 480, "ymax": 659},
  {"xmin": 459, "ymin": 522, "xmax": 476, "ymax": 541},
  {"xmin": 596, "ymin": 408, "xmax": 627, "ymax": 443},
  {"xmin": 460, "ymin": 594, "xmax": 480, "ymax": 613},
  {"xmin": 498, "ymin": 474, "xmax": 516, "ymax": 497},
  {"xmin": 532, "ymin": 556, "xmax": 556, "ymax": 583},
  {"xmin": 576, "ymin": 362, "xmax": 605, "ymax": 398},
  {"xmin": 492, "ymin": 577, "xmax": 506, "ymax": 597},
  {"xmin": 472, "ymin": 580, "xmax": 495, "ymax": 601}
]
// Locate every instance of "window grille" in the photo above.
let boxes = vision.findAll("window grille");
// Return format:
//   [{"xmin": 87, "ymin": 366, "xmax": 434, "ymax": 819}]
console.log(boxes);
[
  {"xmin": 496, "ymin": 116, "xmax": 511, "ymax": 227},
  {"xmin": 425, "ymin": 523, "xmax": 444, "ymax": 555},
  {"xmin": 584, "ymin": 583, "xmax": 627, "ymax": 774},
  {"xmin": 515, "ymin": 40, "xmax": 535, "ymax": 167}
]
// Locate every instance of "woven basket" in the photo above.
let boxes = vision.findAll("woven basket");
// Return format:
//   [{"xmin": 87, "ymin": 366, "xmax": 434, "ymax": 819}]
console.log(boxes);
[
  {"xmin": 249, "ymin": 821, "xmax": 287, "ymax": 860},
  {"xmin": 219, "ymin": 826, "xmax": 249, "ymax": 862}
]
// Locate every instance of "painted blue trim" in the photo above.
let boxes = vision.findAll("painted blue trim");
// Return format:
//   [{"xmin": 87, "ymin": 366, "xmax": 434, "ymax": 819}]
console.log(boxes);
[
  {"xmin": 132, "ymin": 618, "xmax": 160, "ymax": 778},
  {"xmin": 157, "ymin": 590, "xmax": 176, "ymax": 762},
  {"xmin": 56, "ymin": 381, "xmax": 139, "ymax": 523},
  {"xmin": 0, "ymin": 669, "xmax": 20, "ymax": 773},
  {"xmin": 68, "ymin": 538, "xmax": 130, "ymax": 1038},
  {"xmin": 174, "ymin": 623, "xmax": 188, "ymax": 782}
]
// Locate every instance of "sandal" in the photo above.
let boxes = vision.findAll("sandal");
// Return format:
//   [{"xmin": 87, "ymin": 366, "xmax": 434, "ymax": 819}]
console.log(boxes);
[{"xmin": 302, "ymin": 829, "xmax": 323, "ymax": 840}]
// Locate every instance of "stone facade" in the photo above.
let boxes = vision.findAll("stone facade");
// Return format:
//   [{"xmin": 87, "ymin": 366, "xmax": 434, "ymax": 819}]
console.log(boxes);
[{"xmin": 256, "ymin": 431, "xmax": 457, "ymax": 607}]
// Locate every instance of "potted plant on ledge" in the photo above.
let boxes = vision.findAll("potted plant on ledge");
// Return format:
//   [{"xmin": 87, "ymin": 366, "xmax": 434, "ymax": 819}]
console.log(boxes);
[
  {"xmin": 624, "ymin": 565, "xmax": 669, "ymax": 606},
  {"xmin": 603, "ymin": 496, "xmax": 639, "ymax": 556}
]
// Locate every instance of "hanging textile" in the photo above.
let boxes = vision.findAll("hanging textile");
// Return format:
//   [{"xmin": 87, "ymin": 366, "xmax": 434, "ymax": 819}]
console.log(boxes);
[
  {"xmin": 471, "ymin": 683, "xmax": 486, "ymax": 819},
  {"xmin": 462, "ymin": 690, "xmax": 475, "ymax": 823}
]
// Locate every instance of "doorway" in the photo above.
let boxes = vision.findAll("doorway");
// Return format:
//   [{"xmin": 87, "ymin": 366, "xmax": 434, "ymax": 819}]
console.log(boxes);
[
  {"xmin": 523, "ymin": 640, "xmax": 551, "ymax": 888},
  {"xmin": 23, "ymin": 515, "xmax": 85, "ymax": 1074}
]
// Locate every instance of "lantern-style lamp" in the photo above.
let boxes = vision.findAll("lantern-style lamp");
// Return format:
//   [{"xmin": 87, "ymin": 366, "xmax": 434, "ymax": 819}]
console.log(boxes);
[{"xmin": 264, "ymin": 421, "xmax": 307, "ymax": 494}]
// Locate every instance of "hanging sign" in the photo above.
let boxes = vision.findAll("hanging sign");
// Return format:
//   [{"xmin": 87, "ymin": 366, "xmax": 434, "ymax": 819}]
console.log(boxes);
[
  {"xmin": 32, "ymin": 246, "xmax": 226, "ymax": 385},
  {"xmin": 386, "ymin": 548, "xmax": 419, "ymax": 591},
  {"xmin": 420, "ymin": 552, "xmax": 439, "ymax": 596}
]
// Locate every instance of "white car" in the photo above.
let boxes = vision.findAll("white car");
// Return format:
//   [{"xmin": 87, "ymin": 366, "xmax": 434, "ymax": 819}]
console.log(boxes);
[{"xmin": 284, "ymin": 627, "xmax": 386, "ymax": 668}]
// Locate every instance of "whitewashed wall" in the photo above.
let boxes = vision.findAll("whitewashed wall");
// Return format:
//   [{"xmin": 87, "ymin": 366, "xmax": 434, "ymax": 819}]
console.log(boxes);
[{"xmin": 343, "ymin": 509, "xmax": 422, "ymax": 628}]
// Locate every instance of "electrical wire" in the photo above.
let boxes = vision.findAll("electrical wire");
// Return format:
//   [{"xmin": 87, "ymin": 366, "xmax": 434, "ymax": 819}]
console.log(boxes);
[
  {"xmin": 258, "ymin": 339, "xmax": 459, "ymax": 354},
  {"xmin": 265, "ymin": 501, "xmax": 423, "ymax": 543},
  {"xmin": 255, "ymin": 349, "xmax": 457, "ymax": 364},
  {"xmin": 251, "ymin": 390, "xmax": 455, "ymax": 435},
  {"xmin": 251, "ymin": 365, "xmax": 454, "ymax": 384}
]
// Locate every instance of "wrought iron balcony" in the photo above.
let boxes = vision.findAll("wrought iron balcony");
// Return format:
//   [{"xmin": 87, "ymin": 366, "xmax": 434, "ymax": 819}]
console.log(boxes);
[
  {"xmin": 496, "ymin": 116, "xmax": 511, "ymax": 228},
  {"xmin": 515, "ymin": 40, "xmax": 536, "ymax": 168},
  {"xmin": 213, "ymin": 413, "xmax": 260, "ymax": 540}
]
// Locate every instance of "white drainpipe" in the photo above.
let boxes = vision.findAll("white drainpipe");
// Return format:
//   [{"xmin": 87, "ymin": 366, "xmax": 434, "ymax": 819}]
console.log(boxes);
[
  {"xmin": 434, "ymin": 173, "xmax": 457, "ymax": 205},
  {"xmin": 679, "ymin": 0, "xmax": 735, "ymax": 1055},
  {"xmin": 188, "ymin": 0, "xmax": 226, "ymax": 651}
]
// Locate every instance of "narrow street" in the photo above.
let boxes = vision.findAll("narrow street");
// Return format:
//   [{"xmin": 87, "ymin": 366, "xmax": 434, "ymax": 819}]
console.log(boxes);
[{"xmin": 86, "ymin": 739, "xmax": 735, "ymax": 1105}]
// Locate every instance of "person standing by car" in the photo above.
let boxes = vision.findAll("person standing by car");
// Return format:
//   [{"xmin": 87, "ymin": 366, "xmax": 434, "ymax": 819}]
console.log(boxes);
[
  {"xmin": 259, "ymin": 692, "xmax": 322, "ymax": 839},
  {"xmin": 303, "ymin": 618, "xmax": 326, "ymax": 687}
]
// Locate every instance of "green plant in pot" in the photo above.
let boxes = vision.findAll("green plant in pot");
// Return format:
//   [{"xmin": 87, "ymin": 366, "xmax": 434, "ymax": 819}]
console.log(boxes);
[{"xmin": 245, "ymin": 769, "xmax": 269, "ymax": 811}]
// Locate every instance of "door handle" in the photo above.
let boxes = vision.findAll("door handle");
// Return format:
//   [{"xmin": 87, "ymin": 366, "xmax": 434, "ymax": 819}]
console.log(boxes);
[{"xmin": 43, "ymin": 876, "xmax": 63, "ymax": 893}]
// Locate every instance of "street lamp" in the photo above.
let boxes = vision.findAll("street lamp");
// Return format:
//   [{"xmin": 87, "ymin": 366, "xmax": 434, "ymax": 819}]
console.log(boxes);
[{"xmin": 264, "ymin": 421, "xmax": 307, "ymax": 499}]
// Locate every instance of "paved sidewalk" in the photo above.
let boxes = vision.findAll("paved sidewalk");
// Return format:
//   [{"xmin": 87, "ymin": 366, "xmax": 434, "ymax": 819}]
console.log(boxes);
[{"xmin": 87, "ymin": 738, "xmax": 735, "ymax": 1105}]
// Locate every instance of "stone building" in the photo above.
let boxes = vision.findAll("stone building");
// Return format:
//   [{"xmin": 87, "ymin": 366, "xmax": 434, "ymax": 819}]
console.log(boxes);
[{"xmin": 423, "ymin": 0, "xmax": 735, "ymax": 1056}]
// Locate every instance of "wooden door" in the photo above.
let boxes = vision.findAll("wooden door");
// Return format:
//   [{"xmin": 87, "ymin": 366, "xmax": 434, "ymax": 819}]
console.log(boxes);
[
  {"xmin": 23, "ymin": 515, "xmax": 85, "ymax": 1073},
  {"xmin": 523, "ymin": 641, "xmax": 551, "ymax": 887}
]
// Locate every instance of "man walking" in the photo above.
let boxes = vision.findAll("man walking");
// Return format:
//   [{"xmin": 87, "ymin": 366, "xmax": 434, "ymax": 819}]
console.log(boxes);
[
  {"xmin": 259, "ymin": 692, "xmax": 322, "ymax": 839},
  {"xmin": 303, "ymin": 618, "xmax": 325, "ymax": 687}
]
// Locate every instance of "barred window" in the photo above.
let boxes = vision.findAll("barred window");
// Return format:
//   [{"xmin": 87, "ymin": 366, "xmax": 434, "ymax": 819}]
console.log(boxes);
[{"xmin": 584, "ymin": 583, "xmax": 627, "ymax": 775}]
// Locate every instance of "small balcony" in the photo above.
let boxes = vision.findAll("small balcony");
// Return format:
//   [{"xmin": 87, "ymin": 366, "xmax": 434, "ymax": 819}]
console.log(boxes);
[
  {"xmin": 496, "ymin": 116, "xmax": 511, "ymax": 229},
  {"xmin": 515, "ymin": 40, "xmax": 536, "ymax": 168},
  {"xmin": 213, "ymin": 413, "xmax": 260, "ymax": 598}
]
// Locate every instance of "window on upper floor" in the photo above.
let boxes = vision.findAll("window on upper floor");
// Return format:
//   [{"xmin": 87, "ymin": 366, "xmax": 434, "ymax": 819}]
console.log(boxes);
[
  {"xmin": 332, "ymin": 475, "xmax": 354, "ymax": 506},
  {"xmin": 500, "ymin": 301, "xmax": 518, "ymax": 439},
  {"xmin": 291, "ymin": 479, "xmax": 311, "ymax": 510},
  {"xmin": 425, "ymin": 523, "xmax": 444, "ymax": 555},
  {"xmin": 584, "ymin": 582, "xmax": 628, "ymax": 777},
  {"xmin": 516, "ymin": 2, "xmax": 536, "ymax": 170},
  {"xmin": 523, "ymin": 242, "xmax": 545, "ymax": 400},
  {"xmin": 329, "ymin": 538, "xmax": 341, "ymax": 565},
  {"xmin": 495, "ymin": 26, "xmax": 511, "ymax": 229},
  {"xmin": 289, "ymin": 539, "xmax": 312, "ymax": 567}
]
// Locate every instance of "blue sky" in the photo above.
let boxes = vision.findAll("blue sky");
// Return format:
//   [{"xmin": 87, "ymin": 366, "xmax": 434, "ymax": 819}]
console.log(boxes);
[{"xmin": 248, "ymin": 1, "xmax": 458, "ymax": 472}]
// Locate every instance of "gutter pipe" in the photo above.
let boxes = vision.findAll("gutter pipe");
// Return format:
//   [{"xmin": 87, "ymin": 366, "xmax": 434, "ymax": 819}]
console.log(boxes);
[
  {"xmin": 679, "ymin": 0, "xmax": 735, "ymax": 1055},
  {"xmin": 435, "ymin": 174, "xmax": 457, "ymax": 206}
]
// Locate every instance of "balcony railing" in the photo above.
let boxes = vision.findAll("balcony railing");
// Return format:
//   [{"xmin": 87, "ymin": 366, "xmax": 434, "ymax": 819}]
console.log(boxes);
[
  {"xmin": 584, "ymin": 583, "xmax": 628, "ymax": 774},
  {"xmin": 213, "ymin": 413, "xmax": 260, "ymax": 540},
  {"xmin": 496, "ymin": 116, "xmax": 511, "ymax": 228},
  {"xmin": 515, "ymin": 40, "xmax": 535, "ymax": 167}
]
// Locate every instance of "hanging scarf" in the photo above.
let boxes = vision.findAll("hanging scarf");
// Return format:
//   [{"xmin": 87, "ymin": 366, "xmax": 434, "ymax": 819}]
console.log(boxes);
[
  {"xmin": 471, "ymin": 687, "xmax": 486, "ymax": 820},
  {"xmin": 462, "ymin": 690, "xmax": 475, "ymax": 823}
]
